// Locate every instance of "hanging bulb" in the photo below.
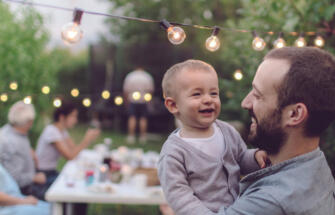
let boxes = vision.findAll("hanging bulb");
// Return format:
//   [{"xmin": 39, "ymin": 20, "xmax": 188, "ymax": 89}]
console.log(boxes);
[
  {"xmin": 9, "ymin": 82, "xmax": 18, "ymax": 91},
  {"xmin": 82, "ymin": 98, "xmax": 91, "ymax": 107},
  {"xmin": 101, "ymin": 90, "xmax": 110, "ymax": 100},
  {"xmin": 53, "ymin": 98, "xmax": 62, "ymax": 107},
  {"xmin": 205, "ymin": 27, "xmax": 220, "ymax": 52},
  {"xmin": 61, "ymin": 9, "xmax": 83, "ymax": 44},
  {"xmin": 233, "ymin": 70, "xmax": 243, "ymax": 81},
  {"xmin": 41, "ymin": 86, "xmax": 50, "ymax": 94},
  {"xmin": 114, "ymin": 96, "xmax": 123, "ymax": 106},
  {"xmin": 252, "ymin": 31, "xmax": 266, "ymax": 51},
  {"xmin": 23, "ymin": 96, "xmax": 32, "ymax": 104},
  {"xmin": 160, "ymin": 19, "xmax": 186, "ymax": 45},
  {"xmin": 0, "ymin": 93, "xmax": 8, "ymax": 102},
  {"xmin": 273, "ymin": 32, "xmax": 286, "ymax": 49},
  {"xmin": 314, "ymin": 34, "xmax": 324, "ymax": 47},
  {"xmin": 294, "ymin": 33, "xmax": 306, "ymax": 47},
  {"xmin": 71, "ymin": 88, "xmax": 80, "ymax": 97}
]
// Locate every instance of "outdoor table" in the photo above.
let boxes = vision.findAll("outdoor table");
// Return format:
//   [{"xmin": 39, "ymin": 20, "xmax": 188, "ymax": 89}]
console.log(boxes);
[{"xmin": 45, "ymin": 149, "xmax": 166, "ymax": 215}]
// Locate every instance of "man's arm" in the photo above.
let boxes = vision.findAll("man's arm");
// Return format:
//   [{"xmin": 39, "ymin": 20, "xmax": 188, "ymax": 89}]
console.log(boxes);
[
  {"xmin": 158, "ymin": 155, "xmax": 214, "ymax": 215},
  {"xmin": 216, "ymin": 191, "xmax": 284, "ymax": 215}
]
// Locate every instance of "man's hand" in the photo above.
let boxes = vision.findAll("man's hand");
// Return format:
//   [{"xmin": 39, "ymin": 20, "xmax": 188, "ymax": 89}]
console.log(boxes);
[
  {"xmin": 33, "ymin": 172, "xmax": 46, "ymax": 184},
  {"xmin": 255, "ymin": 150, "xmax": 269, "ymax": 168}
]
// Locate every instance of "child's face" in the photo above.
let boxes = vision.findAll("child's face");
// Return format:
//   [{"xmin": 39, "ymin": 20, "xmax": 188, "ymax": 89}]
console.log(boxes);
[{"xmin": 174, "ymin": 69, "xmax": 221, "ymax": 129}]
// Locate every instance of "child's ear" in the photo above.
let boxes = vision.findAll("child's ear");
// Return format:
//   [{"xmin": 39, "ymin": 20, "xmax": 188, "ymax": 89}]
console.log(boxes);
[{"xmin": 164, "ymin": 97, "xmax": 178, "ymax": 114}]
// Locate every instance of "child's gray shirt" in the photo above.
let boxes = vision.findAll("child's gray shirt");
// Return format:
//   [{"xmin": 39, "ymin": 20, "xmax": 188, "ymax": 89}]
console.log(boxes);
[{"xmin": 158, "ymin": 120, "xmax": 258, "ymax": 215}]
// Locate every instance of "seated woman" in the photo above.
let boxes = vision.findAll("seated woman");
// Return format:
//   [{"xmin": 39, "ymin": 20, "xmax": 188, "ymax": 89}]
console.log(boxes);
[
  {"xmin": 36, "ymin": 100, "xmax": 100, "ymax": 184},
  {"xmin": 0, "ymin": 163, "xmax": 50, "ymax": 215}
]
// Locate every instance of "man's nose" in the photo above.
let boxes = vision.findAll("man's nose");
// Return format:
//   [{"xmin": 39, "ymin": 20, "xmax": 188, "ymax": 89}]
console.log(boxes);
[{"xmin": 241, "ymin": 92, "xmax": 252, "ymax": 109}]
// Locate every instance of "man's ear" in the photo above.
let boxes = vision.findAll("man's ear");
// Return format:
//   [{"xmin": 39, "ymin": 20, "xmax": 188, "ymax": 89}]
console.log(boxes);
[
  {"xmin": 164, "ymin": 97, "xmax": 178, "ymax": 114},
  {"xmin": 284, "ymin": 103, "xmax": 308, "ymax": 127}
]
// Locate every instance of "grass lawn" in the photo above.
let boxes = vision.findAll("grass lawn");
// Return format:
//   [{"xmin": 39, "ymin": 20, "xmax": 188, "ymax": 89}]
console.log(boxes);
[{"xmin": 57, "ymin": 124, "xmax": 168, "ymax": 215}]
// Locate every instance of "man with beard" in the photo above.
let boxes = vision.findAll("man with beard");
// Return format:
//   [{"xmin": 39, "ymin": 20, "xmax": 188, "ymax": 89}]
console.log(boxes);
[{"xmin": 214, "ymin": 47, "xmax": 335, "ymax": 215}]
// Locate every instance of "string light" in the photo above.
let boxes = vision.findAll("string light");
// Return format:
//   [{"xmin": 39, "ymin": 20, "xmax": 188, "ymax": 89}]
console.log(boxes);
[
  {"xmin": 160, "ymin": 19, "xmax": 186, "ymax": 45},
  {"xmin": 233, "ymin": 70, "xmax": 243, "ymax": 81},
  {"xmin": 0, "ymin": 93, "xmax": 8, "ymax": 102},
  {"xmin": 53, "ymin": 98, "xmax": 62, "ymax": 107},
  {"xmin": 3, "ymin": 0, "xmax": 331, "ymax": 51},
  {"xmin": 252, "ymin": 31, "xmax": 266, "ymax": 51},
  {"xmin": 71, "ymin": 88, "xmax": 80, "ymax": 97},
  {"xmin": 314, "ymin": 34, "xmax": 325, "ymax": 47},
  {"xmin": 23, "ymin": 96, "xmax": 32, "ymax": 104},
  {"xmin": 61, "ymin": 9, "xmax": 83, "ymax": 44},
  {"xmin": 132, "ymin": 91, "xmax": 141, "ymax": 101},
  {"xmin": 114, "ymin": 96, "xmax": 123, "ymax": 106},
  {"xmin": 101, "ymin": 90, "xmax": 110, "ymax": 99},
  {"xmin": 82, "ymin": 98, "xmax": 91, "ymax": 107},
  {"xmin": 294, "ymin": 33, "xmax": 306, "ymax": 47},
  {"xmin": 144, "ymin": 93, "xmax": 152, "ymax": 102},
  {"xmin": 41, "ymin": 86, "xmax": 50, "ymax": 94},
  {"xmin": 273, "ymin": 32, "xmax": 286, "ymax": 49},
  {"xmin": 9, "ymin": 82, "xmax": 18, "ymax": 91},
  {"xmin": 205, "ymin": 27, "xmax": 220, "ymax": 52}
]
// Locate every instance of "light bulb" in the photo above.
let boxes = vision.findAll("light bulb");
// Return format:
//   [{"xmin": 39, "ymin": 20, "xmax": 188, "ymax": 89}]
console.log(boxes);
[
  {"xmin": 144, "ymin": 93, "xmax": 152, "ymax": 102},
  {"xmin": 53, "ymin": 98, "xmax": 62, "ymax": 107},
  {"xmin": 273, "ymin": 37, "xmax": 286, "ymax": 49},
  {"xmin": 206, "ymin": 35, "xmax": 220, "ymax": 52},
  {"xmin": 0, "ymin": 93, "xmax": 8, "ymax": 102},
  {"xmin": 9, "ymin": 82, "xmax": 18, "ymax": 90},
  {"xmin": 167, "ymin": 26, "xmax": 186, "ymax": 45},
  {"xmin": 23, "ymin": 96, "xmax": 32, "ymax": 104},
  {"xmin": 114, "ymin": 96, "xmax": 123, "ymax": 106},
  {"xmin": 295, "ymin": 36, "xmax": 306, "ymax": 47},
  {"xmin": 61, "ymin": 9, "xmax": 84, "ymax": 45},
  {"xmin": 71, "ymin": 88, "xmax": 80, "ymax": 97},
  {"xmin": 233, "ymin": 70, "xmax": 243, "ymax": 81},
  {"xmin": 82, "ymin": 98, "xmax": 91, "ymax": 107},
  {"xmin": 41, "ymin": 86, "xmax": 50, "ymax": 94},
  {"xmin": 252, "ymin": 37, "xmax": 266, "ymax": 51},
  {"xmin": 314, "ymin": 35, "xmax": 324, "ymax": 47},
  {"xmin": 61, "ymin": 22, "xmax": 83, "ymax": 44},
  {"xmin": 132, "ymin": 91, "xmax": 141, "ymax": 101},
  {"xmin": 101, "ymin": 90, "xmax": 110, "ymax": 100}
]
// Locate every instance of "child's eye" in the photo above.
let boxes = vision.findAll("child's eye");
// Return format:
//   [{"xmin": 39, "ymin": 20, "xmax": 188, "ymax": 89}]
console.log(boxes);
[
  {"xmin": 211, "ymin": 92, "xmax": 218, "ymax": 96},
  {"xmin": 192, "ymin": 93, "xmax": 201, "ymax": 96}
]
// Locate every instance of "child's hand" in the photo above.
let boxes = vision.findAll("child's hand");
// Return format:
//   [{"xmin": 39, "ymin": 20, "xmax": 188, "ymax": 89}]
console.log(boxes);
[{"xmin": 255, "ymin": 150, "xmax": 268, "ymax": 168}]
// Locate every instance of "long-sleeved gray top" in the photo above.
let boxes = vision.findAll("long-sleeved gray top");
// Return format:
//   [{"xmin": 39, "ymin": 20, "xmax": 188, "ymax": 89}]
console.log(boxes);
[
  {"xmin": 158, "ymin": 120, "xmax": 258, "ymax": 215},
  {"xmin": 0, "ymin": 124, "xmax": 35, "ymax": 187},
  {"xmin": 216, "ymin": 148, "xmax": 335, "ymax": 215}
]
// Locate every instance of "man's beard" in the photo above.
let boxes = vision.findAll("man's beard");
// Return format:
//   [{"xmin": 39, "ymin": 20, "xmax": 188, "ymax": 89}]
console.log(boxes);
[{"xmin": 248, "ymin": 108, "xmax": 287, "ymax": 155}]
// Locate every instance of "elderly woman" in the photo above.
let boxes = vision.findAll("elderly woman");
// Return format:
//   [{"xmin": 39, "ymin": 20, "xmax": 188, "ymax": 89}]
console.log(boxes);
[
  {"xmin": 0, "ymin": 101, "xmax": 47, "ymax": 200},
  {"xmin": 0, "ymin": 163, "xmax": 50, "ymax": 215}
]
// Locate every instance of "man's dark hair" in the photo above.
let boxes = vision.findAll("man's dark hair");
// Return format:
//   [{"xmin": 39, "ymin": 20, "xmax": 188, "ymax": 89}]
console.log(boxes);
[
  {"xmin": 265, "ymin": 47, "xmax": 335, "ymax": 137},
  {"xmin": 53, "ymin": 100, "xmax": 77, "ymax": 122}
]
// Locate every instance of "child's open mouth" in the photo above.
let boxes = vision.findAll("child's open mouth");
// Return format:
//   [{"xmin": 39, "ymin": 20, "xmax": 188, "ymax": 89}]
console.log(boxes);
[{"xmin": 199, "ymin": 108, "xmax": 214, "ymax": 113}]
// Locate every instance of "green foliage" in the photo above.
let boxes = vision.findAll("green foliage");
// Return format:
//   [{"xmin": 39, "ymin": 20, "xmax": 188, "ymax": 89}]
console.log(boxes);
[{"xmin": 0, "ymin": 3, "xmax": 64, "ymax": 144}]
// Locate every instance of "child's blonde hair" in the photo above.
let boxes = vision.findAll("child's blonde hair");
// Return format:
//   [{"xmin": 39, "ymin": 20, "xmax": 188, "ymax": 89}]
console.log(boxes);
[{"xmin": 162, "ymin": 59, "xmax": 216, "ymax": 98}]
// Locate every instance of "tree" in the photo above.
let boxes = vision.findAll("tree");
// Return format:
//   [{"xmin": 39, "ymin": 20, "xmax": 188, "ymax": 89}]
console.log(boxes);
[{"xmin": 0, "ymin": 3, "xmax": 62, "ymax": 144}]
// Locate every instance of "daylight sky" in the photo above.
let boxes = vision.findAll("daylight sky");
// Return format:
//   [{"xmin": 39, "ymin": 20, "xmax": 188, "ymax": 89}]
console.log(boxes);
[{"xmin": 8, "ymin": 0, "xmax": 112, "ymax": 50}]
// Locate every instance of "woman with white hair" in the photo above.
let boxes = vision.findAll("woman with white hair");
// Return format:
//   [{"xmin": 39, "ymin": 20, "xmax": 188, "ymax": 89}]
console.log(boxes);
[{"xmin": 0, "ymin": 101, "xmax": 47, "ymax": 200}]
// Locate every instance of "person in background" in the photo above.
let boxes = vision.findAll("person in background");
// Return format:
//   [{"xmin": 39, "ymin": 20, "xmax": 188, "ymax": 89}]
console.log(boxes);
[
  {"xmin": 36, "ymin": 100, "xmax": 100, "ymax": 185},
  {"xmin": 0, "ymin": 163, "xmax": 50, "ymax": 215},
  {"xmin": 123, "ymin": 68, "xmax": 154, "ymax": 144},
  {"xmin": 0, "ymin": 101, "xmax": 47, "ymax": 200}
]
